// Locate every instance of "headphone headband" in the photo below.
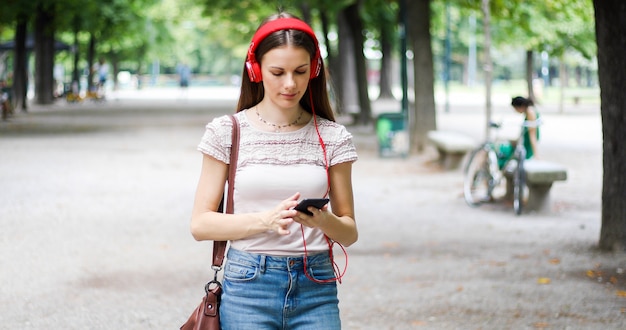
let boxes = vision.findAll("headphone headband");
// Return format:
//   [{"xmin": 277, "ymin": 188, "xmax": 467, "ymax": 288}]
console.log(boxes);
[{"xmin": 246, "ymin": 18, "xmax": 322, "ymax": 83}]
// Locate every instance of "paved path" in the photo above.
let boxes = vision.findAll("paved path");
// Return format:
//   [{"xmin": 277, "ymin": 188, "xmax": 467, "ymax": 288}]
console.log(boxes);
[{"xmin": 0, "ymin": 92, "xmax": 624, "ymax": 329}]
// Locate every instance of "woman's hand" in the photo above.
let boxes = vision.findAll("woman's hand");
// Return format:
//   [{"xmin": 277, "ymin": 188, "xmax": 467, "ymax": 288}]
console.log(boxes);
[
  {"xmin": 259, "ymin": 193, "xmax": 300, "ymax": 235},
  {"xmin": 293, "ymin": 204, "xmax": 330, "ymax": 229}
]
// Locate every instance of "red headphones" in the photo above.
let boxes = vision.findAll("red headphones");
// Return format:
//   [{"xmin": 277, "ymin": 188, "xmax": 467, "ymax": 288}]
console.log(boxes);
[{"xmin": 245, "ymin": 18, "xmax": 322, "ymax": 83}]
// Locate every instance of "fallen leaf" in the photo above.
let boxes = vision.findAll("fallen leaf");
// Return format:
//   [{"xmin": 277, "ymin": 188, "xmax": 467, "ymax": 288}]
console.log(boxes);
[
  {"xmin": 382, "ymin": 242, "xmax": 399, "ymax": 248},
  {"xmin": 537, "ymin": 277, "xmax": 551, "ymax": 284},
  {"xmin": 616, "ymin": 290, "xmax": 626, "ymax": 297},
  {"xmin": 549, "ymin": 258, "xmax": 560, "ymax": 265},
  {"xmin": 534, "ymin": 322, "xmax": 549, "ymax": 328},
  {"xmin": 411, "ymin": 320, "xmax": 427, "ymax": 326},
  {"xmin": 586, "ymin": 270, "xmax": 596, "ymax": 278},
  {"xmin": 610, "ymin": 276, "xmax": 619, "ymax": 285}
]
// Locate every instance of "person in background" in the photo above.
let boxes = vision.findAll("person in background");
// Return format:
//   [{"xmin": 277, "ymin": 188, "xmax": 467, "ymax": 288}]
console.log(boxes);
[
  {"xmin": 177, "ymin": 62, "xmax": 191, "ymax": 99},
  {"xmin": 190, "ymin": 12, "xmax": 358, "ymax": 329},
  {"xmin": 1, "ymin": 79, "xmax": 14, "ymax": 120},
  {"xmin": 511, "ymin": 96, "xmax": 540, "ymax": 159},
  {"xmin": 94, "ymin": 57, "xmax": 109, "ymax": 98}
]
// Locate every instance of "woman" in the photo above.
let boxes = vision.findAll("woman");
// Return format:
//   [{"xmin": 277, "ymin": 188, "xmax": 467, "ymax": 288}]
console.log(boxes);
[
  {"xmin": 511, "ymin": 96, "xmax": 540, "ymax": 159},
  {"xmin": 191, "ymin": 13, "xmax": 358, "ymax": 329}
]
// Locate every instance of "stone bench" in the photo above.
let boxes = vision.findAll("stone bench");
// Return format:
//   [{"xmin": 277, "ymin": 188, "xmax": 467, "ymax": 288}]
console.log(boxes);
[
  {"xmin": 524, "ymin": 159, "xmax": 568, "ymax": 212},
  {"xmin": 427, "ymin": 130, "xmax": 476, "ymax": 170},
  {"xmin": 505, "ymin": 159, "xmax": 568, "ymax": 213}
]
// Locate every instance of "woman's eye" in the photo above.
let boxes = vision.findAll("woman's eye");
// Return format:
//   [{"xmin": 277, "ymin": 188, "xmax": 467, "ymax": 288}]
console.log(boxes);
[{"xmin": 270, "ymin": 71, "xmax": 306, "ymax": 76}]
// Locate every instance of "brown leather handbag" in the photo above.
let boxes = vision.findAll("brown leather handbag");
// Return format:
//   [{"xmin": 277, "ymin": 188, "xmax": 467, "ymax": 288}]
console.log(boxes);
[{"xmin": 181, "ymin": 115, "xmax": 240, "ymax": 330}]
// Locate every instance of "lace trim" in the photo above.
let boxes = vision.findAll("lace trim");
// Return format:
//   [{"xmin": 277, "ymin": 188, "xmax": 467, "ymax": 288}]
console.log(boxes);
[{"xmin": 197, "ymin": 112, "xmax": 357, "ymax": 167}]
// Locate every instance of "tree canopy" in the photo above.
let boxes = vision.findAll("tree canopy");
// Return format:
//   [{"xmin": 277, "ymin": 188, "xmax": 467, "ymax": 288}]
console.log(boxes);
[{"xmin": 0, "ymin": 0, "xmax": 596, "ymax": 90}]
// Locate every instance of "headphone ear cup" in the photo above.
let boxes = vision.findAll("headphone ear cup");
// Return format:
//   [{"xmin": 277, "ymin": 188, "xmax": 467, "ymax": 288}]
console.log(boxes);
[
  {"xmin": 310, "ymin": 56, "xmax": 321, "ymax": 80},
  {"xmin": 246, "ymin": 60, "xmax": 262, "ymax": 83}
]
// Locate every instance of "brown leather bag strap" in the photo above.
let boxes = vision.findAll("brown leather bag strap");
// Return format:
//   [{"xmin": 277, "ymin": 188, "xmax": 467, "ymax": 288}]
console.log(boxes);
[{"xmin": 212, "ymin": 114, "xmax": 240, "ymax": 268}]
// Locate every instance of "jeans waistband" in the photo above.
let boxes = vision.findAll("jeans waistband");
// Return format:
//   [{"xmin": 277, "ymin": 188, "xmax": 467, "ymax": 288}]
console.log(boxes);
[{"xmin": 226, "ymin": 248, "xmax": 330, "ymax": 271}]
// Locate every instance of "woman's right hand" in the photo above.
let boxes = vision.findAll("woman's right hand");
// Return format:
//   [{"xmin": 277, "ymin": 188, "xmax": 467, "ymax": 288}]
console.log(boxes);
[{"xmin": 260, "ymin": 193, "xmax": 300, "ymax": 235}]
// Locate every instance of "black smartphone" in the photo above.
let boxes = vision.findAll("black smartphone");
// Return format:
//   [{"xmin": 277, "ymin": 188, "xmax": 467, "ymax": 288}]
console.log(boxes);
[{"xmin": 294, "ymin": 198, "xmax": 329, "ymax": 216}]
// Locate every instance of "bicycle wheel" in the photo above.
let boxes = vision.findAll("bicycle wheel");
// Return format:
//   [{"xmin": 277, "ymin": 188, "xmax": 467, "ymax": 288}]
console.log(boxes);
[
  {"xmin": 463, "ymin": 146, "xmax": 492, "ymax": 207},
  {"xmin": 513, "ymin": 153, "xmax": 526, "ymax": 215}
]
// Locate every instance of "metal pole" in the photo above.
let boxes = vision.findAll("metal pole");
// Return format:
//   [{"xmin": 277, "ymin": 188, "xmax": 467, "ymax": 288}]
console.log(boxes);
[{"xmin": 481, "ymin": 0, "xmax": 493, "ymax": 139}]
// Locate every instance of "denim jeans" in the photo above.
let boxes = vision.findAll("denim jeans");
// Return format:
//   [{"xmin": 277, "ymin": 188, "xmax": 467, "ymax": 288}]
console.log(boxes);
[{"xmin": 220, "ymin": 248, "xmax": 341, "ymax": 330}]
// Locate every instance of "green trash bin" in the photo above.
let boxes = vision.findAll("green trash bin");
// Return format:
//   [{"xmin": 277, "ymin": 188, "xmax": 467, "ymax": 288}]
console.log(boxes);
[{"xmin": 376, "ymin": 112, "xmax": 409, "ymax": 157}]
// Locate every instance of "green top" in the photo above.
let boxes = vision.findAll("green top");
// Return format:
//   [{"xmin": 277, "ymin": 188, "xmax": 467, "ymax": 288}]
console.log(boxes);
[{"xmin": 523, "ymin": 112, "xmax": 540, "ymax": 159}]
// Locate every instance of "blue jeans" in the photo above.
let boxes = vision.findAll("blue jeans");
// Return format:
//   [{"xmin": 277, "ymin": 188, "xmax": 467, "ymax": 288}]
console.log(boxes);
[{"xmin": 220, "ymin": 248, "xmax": 341, "ymax": 330}]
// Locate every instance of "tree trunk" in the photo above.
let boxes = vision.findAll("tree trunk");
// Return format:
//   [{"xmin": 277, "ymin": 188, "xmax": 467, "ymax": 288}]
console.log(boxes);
[
  {"xmin": 319, "ymin": 10, "xmax": 340, "ymax": 112},
  {"xmin": 378, "ymin": 22, "xmax": 394, "ymax": 100},
  {"xmin": 34, "ymin": 4, "xmax": 55, "ymax": 105},
  {"xmin": 407, "ymin": 0, "xmax": 436, "ymax": 152},
  {"xmin": 319, "ymin": 10, "xmax": 334, "ymax": 77},
  {"xmin": 343, "ymin": 3, "xmax": 372, "ymax": 125},
  {"xmin": 72, "ymin": 18, "xmax": 81, "ymax": 89},
  {"xmin": 526, "ymin": 50, "xmax": 535, "ymax": 103},
  {"xmin": 13, "ymin": 16, "xmax": 28, "ymax": 111},
  {"xmin": 87, "ymin": 34, "xmax": 96, "ymax": 92},
  {"xmin": 111, "ymin": 55, "xmax": 119, "ymax": 90},
  {"xmin": 593, "ymin": 0, "xmax": 626, "ymax": 252},
  {"xmin": 337, "ymin": 11, "xmax": 357, "ymax": 117},
  {"xmin": 299, "ymin": 3, "xmax": 312, "ymax": 25}
]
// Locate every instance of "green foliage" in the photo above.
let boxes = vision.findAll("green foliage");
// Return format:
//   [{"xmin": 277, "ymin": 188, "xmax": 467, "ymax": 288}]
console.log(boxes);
[
  {"xmin": 425, "ymin": 0, "xmax": 596, "ymax": 83},
  {"xmin": 487, "ymin": 0, "xmax": 595, "ymax": 58},
  {"xmin": 0, "ymin": 0, "xmax": 598, "ymax": 80},
  {"xmin": 360, "ymin": 0, "xmax": 400, "ymax": 50}
]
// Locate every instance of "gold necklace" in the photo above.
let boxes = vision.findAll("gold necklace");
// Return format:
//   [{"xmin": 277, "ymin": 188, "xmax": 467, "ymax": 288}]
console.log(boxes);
[{"xmin": 255, "ymin": 107, "xmax": 303, "ymax": 132}]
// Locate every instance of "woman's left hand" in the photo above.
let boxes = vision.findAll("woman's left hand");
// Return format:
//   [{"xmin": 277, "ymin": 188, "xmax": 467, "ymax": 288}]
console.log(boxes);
[{"xmin": 293, "ymin": 205, "xmax": 330, "ymax": 229}]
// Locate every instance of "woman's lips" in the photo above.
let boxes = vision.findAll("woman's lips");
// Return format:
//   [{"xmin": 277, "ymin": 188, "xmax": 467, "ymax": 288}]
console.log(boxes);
[{"xmin": 281, "ymin": 93, "xmax": 298, "ymax": 100}]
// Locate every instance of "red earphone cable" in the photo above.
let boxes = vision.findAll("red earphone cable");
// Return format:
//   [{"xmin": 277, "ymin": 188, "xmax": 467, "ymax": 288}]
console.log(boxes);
[
  {"xmin": 300, "ymin": 224, "xmax": 347, "ymax": 284},
  {"xmin": 301, "ymin": 85, "xmax": 348, "ymax": 284},
  {"xmin": 309, "ymin": 90, "xmax": 330, "ymax": 197}
]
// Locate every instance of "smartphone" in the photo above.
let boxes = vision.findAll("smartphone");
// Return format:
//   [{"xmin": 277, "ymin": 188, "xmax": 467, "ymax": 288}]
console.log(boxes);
[{"xmin": 294, "ymin": 198, "xmax": 329, "ymax": 216}]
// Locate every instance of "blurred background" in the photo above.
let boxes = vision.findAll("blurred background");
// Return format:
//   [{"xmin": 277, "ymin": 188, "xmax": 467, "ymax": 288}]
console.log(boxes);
[
  {"xmin": 2, "ymin": 1, "xmax": 626, "ymax": 328},
  {"xmin": 0, "ymin": 0, "xmax": 598, "ymax": 121}
]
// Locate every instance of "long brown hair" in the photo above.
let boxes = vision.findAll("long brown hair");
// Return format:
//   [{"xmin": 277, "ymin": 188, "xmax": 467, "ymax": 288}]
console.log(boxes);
[{"xmin": 236, "ymin": 13, "xmax": 335, "ymax": 122}]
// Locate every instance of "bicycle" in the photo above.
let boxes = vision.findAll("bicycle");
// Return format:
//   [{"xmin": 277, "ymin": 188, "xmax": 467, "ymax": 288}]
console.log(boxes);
[{"xmin": 463, "ymin": 119, "xmax": 541, "ymax": 215}]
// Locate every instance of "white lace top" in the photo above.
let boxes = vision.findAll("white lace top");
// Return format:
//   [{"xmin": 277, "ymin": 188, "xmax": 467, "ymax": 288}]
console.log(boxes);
[{"xmin": 198, "ymin": 111, "xmax": 358, "ymax": 255}]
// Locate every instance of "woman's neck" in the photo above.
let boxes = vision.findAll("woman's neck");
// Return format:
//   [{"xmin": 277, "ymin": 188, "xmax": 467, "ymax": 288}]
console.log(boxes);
[
  {"xmin": 252, "ymin": 102, "xmax": 309, "ymax": 132},
  {"xmin": 255, "ymin": 101, "xmax": 302, "ymax": 125}
]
